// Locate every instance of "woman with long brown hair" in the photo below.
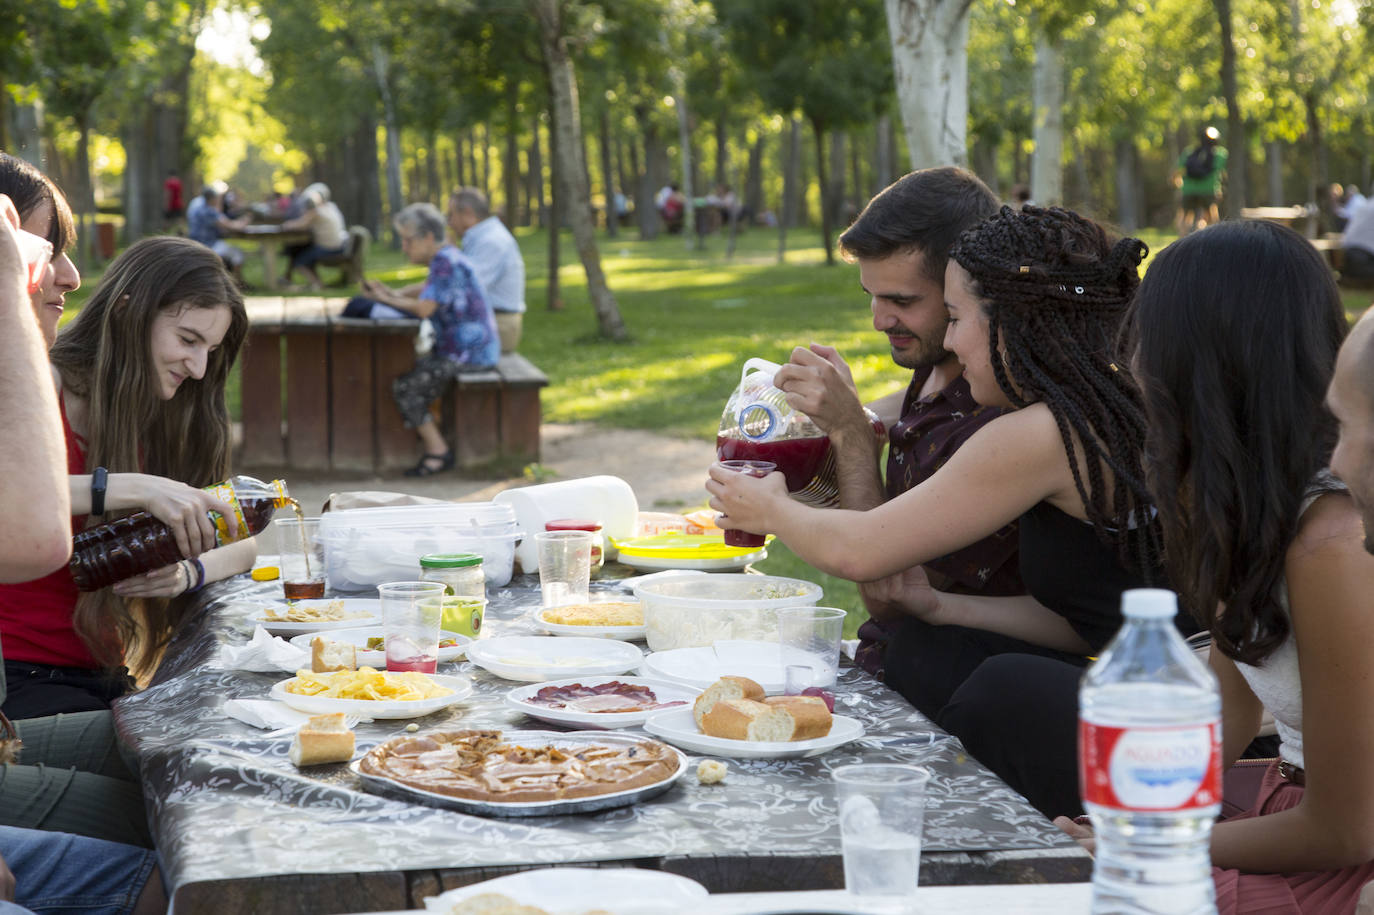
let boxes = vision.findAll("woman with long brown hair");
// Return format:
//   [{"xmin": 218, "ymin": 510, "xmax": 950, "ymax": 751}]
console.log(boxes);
[{"xmin": 0, "ymin": 236, "xmax": 254, "ymax": 720}]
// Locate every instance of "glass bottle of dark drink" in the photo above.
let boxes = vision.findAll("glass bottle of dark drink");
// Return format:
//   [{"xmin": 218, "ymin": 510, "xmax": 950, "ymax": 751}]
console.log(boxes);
[{"xmin": 69, "ymin": 476, "xmax": 292, "ymax": 592}]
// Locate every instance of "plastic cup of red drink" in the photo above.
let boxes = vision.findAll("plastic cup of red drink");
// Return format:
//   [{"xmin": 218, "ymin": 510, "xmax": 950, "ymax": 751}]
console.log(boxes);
[
  {"xmin": 378, "ymin": 581, "xmax": 446, "ymax": 673},
  {"xmin": 718, "ymin": 459, "xmax": 776, "ymax": 548}
]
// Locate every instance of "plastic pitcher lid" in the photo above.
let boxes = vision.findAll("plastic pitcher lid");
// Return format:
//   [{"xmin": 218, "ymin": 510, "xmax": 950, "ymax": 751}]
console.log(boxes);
[
  {"xmin": 419, "ymin": 552, "xmax": 483, "ymax": 569},
  {"xmin": 545, "ymin": 518, "xmax": 603, "ymax": 532}
]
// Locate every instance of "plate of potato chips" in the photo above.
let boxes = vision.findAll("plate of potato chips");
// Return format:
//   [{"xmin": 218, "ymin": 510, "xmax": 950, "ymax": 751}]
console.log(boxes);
[{"xmin": 269, "ymin": 667, "xmax": 473, "ymax": 719}]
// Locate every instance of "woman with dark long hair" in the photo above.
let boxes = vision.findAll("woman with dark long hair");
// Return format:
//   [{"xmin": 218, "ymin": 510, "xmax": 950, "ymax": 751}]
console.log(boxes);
[
  {"xmin": 0, "ymin": 152, "xmax": 81, "ymax": 346},
  {"xmin": 708, "ymin": 206, "xmax": 1180, "ymax": 817},
  {"xmin": 1058, "ymin": 220, "xmax": 1374, "ymax": 912},
  {"xmin": 0, "ymin": 236, "xmax": 254, "ymax": 721}
]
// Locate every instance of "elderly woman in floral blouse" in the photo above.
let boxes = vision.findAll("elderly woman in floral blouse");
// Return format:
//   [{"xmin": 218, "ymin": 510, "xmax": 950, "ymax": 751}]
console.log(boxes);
[{"xmin": 353, "ymin": 202, "xmax": 499, "ymax": 476}]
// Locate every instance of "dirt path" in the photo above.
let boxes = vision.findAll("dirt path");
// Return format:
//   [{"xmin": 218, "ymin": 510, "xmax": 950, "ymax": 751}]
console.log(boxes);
[{"xmin": 241, "ymin": 423, "xmax": 717, "ymax": 516}]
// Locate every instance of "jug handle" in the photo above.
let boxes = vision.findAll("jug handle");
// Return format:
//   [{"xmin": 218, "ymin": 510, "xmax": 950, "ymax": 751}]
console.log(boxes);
[{"xmin": 741, "ymin": 357, "xmax": 782, "ymax": 383}]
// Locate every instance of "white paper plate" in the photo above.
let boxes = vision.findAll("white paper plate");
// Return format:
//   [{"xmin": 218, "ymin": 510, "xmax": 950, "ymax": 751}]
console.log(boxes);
[
  {"xmin": 638, "ymin": 640, "xmax": 794, "ymax": 692},
  {"xmin": 643, "ymin": 706, "xmax": 864, "ymax": 760},
  {"xmin": 466, "ymin": 636, "xmax": 644, "ymax": 683},
  {"xmin": 249, "ymin": 599, "xmax": 381, "ymax": 636},
  {"xmin": 268, "ymin": 673, "xmax": 473, "ymax": 719},
  {"xmin": 617, "ymin": 548, "xmax": 767, "ymax": 572},
  {"xmin": 534, "ymin": 606, "xmax": 647, "ymax": 641},
  {"xmin": 505, "ymin": 676, "xmax": 700, "ymax": 729},
  {"xmin": 423, "ymin": 867, "xmax": 707, "ymax": 913},
  {"xmin": 287, "ymin": 627, "xmax": 471, "ymax": 667}
]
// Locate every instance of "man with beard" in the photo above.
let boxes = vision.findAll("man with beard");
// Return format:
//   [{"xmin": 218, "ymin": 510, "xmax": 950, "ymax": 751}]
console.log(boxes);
[{"xmin": 772, "ymin": 167, "xmax": 1024, "ymax": 683}]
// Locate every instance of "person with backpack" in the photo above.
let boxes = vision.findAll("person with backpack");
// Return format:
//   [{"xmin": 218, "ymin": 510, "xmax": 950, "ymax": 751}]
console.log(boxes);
[{"xmin": 1176, "ymin": 126, "xmax": 1227, "ymax": 235}]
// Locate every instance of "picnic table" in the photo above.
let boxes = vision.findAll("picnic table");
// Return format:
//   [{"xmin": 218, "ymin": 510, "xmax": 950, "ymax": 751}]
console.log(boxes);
[
  {"xmin": 239, "ymin": 297, "xmax": 546, "ymax": 473},
  {"xmin": 228, "ymin": 225, "xmax": 314, "ymax": 290},
  {"xmin": 111, "ymin": 566, "xmax": 1089, "ymax": 914}
]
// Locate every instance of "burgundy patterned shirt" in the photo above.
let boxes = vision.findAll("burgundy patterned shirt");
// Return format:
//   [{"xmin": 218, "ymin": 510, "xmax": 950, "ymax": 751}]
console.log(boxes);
[{"xmin": 854, "ymin": 365, "xmax": 1024, "ymax": 676}]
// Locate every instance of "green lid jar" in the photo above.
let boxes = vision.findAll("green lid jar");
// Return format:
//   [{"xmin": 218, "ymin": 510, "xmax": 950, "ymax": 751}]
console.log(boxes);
[{"xmin": 418, "ymin": 552, "xmax": 486, "ymax": 600}]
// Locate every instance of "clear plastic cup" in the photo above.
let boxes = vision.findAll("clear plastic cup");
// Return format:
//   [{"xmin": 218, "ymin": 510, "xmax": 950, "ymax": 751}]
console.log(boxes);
[
  {"xmin": 833, "ymin": 764, "xmax": 930, "ymax": 898},
  {"xmin": 777, "ymin": 606, "xmax": 846, "ymax": 688},
  {"xmin": 717, "ymin": 459, "xmax": 776, "ymax": 548},
  {"xmin": 378, "ymin": 581, "xmax": 446, "ymax": 673},
  {"xmin": 535, "ymin": 530, "xmax": 594, "ymax": 607},
  {"xmin": 16, "ymin": 228, "xmax": 52, "ymax": 295},
  {"xmin": 274, "ymin": 517, "xmax": 325, "ymax": 601}
]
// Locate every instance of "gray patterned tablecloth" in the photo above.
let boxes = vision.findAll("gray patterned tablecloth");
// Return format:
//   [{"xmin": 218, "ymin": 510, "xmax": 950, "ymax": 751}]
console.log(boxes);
[{"xmin": 113, "ymin": 569, "xmax": 1083, "ymax": 901}]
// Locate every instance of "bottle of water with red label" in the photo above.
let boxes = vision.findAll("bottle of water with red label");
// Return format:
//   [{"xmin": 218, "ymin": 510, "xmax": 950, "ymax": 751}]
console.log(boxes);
[{"xmin": 1079, "ymin": 588, "xmax": 1221, "ymax": 915}]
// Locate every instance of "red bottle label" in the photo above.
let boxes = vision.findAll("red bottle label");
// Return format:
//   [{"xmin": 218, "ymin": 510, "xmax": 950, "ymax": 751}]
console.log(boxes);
[{"xmin": 1079, "ymin": 719, "xmax": 1221, "ymax": 811}]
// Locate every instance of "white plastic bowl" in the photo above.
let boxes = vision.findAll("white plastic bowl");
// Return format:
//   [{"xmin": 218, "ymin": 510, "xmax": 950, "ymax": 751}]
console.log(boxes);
[{"xmin": 632, "ymin": 573, "xmax": 823, "ymax": 651}]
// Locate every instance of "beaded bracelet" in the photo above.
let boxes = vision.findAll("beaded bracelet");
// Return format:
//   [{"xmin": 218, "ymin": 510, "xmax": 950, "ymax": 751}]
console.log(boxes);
[{"xmin": 185, "ymin": 557, "xmax": 206, "ymax": 593}]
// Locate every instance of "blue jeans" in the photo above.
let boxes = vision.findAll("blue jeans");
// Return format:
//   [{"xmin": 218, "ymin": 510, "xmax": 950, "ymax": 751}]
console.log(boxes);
[{"xmin": 0, "ymin": 826, "xmax": 155, "ymax": 915}]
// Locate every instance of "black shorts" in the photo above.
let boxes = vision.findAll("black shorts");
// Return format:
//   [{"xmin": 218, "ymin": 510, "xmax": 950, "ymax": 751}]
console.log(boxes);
[{"xmin": 1182, "ymin": 192, "xmax": 1216, "ymax": 211}]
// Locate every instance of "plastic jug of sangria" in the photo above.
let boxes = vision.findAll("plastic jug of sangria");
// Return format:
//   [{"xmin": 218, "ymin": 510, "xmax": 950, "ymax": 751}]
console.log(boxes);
[{"xmin": 716, "ymin": 358, "xmax": 885, "ymax": 521}]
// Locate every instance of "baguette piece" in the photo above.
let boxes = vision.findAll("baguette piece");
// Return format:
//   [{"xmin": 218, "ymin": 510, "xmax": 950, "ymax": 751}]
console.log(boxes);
[
  {"xmin": 692, "ymin": 675, "xmax": 765, "ymax": 728},
  {"xmin": 288, "ymin": 712, "xmax": 355, "ymax": 766},
  {"xmin": 311, "ymin": 636, "xmax": 356, "ymax": 673},
  {"xmin": 763, "ymin": 695, "xmax": 833, "ymax": 740}
]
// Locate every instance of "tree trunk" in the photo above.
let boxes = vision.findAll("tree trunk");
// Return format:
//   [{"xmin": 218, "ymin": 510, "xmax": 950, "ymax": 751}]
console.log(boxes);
[
  {"xmin": 874, "ymin": 114, "xmax": 894, "ymax": 193},
  {"xmin": 1114, "ymin": 136, "xmax": 1138, "ymax": 231},
  {"xmin": 504, "ymin": 82, "xmax": 521, "ymax": 224},
  {"xmin": 1267, "ymin": 139, "xmax": 1284, "ymax": 205},
  {"xmin": 534, "ymin": 0, "xmax": 626, "ymax": 340},
  {"xmin": 635, "ymin": 112, "xmax": 659, "ymax": 240},
  {"xmin": 885, "ymin": 0, "xmax": 972, "ymax": 169},
  {"xmin": 1071, "ymin": 132, "xmax": 1090, "ymax": 211},
  {"xmin": 779, "ymin": 115, "xmax": 801, "ymax": 262},
  {"xmin": 1030, "ymin": 29, "xmax": 1064, "ymax": 207},
  {"xmin": 671, "ymin": 79, "xmax": 696, "ymax": 246},
  {"xmin": 812, "ymin": 119, "xmax": 835, "ymax": 266},
  {"xmin": 529, "ymin": 113, "xmax": 545, "ymax": 228},
  {"xmin": 480, "ymin": 123, "xmax": 492, "ymax": 200},
  {"xmin": 599, "ymin": 106, "xmax": 617, "ymax": 237},
  {"xmin": 849, "ymin": 130, "xmax": 864, "ymax": 214},
  {"xmin": 371, "ymin": 43, "xmax": 405, "ymax": 247},
  {"xmin": 353, "ymin": 113, "xmax": 383, "ymax": 238},
  {"xmin": 744, "ymin": 134, "xmax": 764, "ymax": 225},
  {"xmin": 8, "ymin": 101, "xmax": 45, "ymax": 168},
  {"xmin": 1215, "ymin": 0, "xmax": 1246, "ymax": 216},
  {"xmin": 714, "ymin": 116, "xmax": 728, "ymax": 188},
  {"xmin": 75, "ymin": 113, "xmax": 95, "ymax": 271},
  {"xmin": 972, "ymin": 136, "xmax": 998, "ymax": 196},
  {"xmin": 426, "ymin": 134, "xmax": 441, "ymax": 202},
  {"xmin": 828, "ymin": 130, "xmax": 846, "ymax": 231},
  {"xmin": 545, "ymin": 96, "xmax": 562, "ymax": 310}
]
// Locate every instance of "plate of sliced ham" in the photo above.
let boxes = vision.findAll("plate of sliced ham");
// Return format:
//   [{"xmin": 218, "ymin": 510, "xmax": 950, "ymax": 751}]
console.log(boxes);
[{"xmin": 504, "ymin": 676, "xmax": 700, "ymax": 729}]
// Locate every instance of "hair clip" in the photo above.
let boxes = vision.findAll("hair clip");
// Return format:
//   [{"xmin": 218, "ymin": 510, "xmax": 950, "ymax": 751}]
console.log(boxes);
[
  {"xmin": 1019, "ymin": 265, "xmax": 1030, "ymax": 274},
  {"xmin": 1108, "ymin": 363, "xmax": 1120, "ymax": 372},
  {"xmin": 1075, "ymin": 286, "xmax": 1084, "ymax": 294}
]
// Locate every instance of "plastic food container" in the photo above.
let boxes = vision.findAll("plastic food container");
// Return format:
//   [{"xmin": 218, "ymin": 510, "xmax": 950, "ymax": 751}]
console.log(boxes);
[
  {"xmin": 633, "ymin": 573, "xmax": 824, "ymax": 651},
  {"xmin": 320, "ymin": 503, "xmax": 523, "ymax": 592},
  {"xmin": 494, "ymin": 476, "xmax": 637, "ymax": 572}
]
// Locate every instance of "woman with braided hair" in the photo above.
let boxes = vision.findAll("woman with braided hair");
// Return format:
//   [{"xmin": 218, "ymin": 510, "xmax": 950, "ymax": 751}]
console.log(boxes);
[{"xmin": 709, "ymin": 205, "xmax": 1188, "ymax": 818}]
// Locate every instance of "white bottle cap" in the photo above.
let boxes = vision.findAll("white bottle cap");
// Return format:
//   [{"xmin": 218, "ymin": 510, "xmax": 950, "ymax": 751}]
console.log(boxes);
[{"xmin": 1120, "ymin": 588, "xmax": 1178, "ymax": 620}]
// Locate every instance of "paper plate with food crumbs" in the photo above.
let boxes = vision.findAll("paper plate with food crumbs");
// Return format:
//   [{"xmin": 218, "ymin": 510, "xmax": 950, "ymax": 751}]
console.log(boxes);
[
  {"xmin": 249, "ymin": 598, "xmax": 381, "ymax": 636},
  {"xmin": 465, "ymin": 636, "xmax": 644, "ymax": 682},
  {"xmin": 535, "ymin": 600, "xmax": 646, "ymax": 640}
]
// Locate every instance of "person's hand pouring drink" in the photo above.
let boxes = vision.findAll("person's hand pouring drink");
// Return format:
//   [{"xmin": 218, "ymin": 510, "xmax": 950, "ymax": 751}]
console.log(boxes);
[
  {"xmin": 83, "ymin": 473, "xmax": 240, "ymax": 560},
  {"xmin": 772, "ymin": 344, "xmax": 875, "ymax": 450}
]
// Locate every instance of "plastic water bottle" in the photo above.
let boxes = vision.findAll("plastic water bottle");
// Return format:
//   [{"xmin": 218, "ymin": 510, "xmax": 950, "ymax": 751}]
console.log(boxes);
[{"xmin": 1079, "ymin": 588, "xmax": 1221, "ymax": 915}]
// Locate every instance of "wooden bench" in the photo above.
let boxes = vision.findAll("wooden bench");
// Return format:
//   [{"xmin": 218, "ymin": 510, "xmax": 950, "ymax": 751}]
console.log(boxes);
[
  {"xmin": 238, "ymin": 297, "xmax": 547, "ymax": 473},
  {"xmin": 1241, "ymin": 205, "xmax": 1318, "ymax": 237},
  {"xmin": 315, "ymin": 225, "xmax": 371, "ymax": 286}
]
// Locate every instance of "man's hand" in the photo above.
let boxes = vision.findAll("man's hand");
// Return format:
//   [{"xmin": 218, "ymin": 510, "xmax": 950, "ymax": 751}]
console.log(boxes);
[
  {"xmin": 1053, "ymin": 816, "xmax": 1096, "ymax": 856},
  {"xmin": 1, "ymin": 850, "xmax": 15, "ymax": 901},
  {"xmin": 859, "ymin": 564, "xmax": 944, "ymax": 624},
  {"xmin": 773, "ymin": 344, "xmax": 869, "ymax": 443}
]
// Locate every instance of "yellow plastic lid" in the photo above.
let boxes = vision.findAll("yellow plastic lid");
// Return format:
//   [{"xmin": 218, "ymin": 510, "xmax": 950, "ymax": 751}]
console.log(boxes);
[
  {"xmin": 610, "ymin": 532, "xmax": 773, "ymax": 560},
  {"xmin": 251, "ymin": 566, "xmax": 281, "ymax": 581}
]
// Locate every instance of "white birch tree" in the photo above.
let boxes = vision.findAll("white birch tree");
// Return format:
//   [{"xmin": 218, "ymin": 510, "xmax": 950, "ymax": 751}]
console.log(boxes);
[{"xmin": 884, "ymin": 0, "xmax": 973, "ymax": 169}]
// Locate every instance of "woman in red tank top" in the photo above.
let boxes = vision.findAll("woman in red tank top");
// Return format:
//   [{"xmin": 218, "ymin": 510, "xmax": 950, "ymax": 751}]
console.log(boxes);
[{"xmin": 0, "ymin": 236, "xmax": 253, "ymax": 720}]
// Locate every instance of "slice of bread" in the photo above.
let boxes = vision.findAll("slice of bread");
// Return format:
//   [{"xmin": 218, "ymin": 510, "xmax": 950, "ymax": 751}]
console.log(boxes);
[
  {"xmin": 311, "ymin": 636, "xmax": 356, "ymax": 673},
  {"xmin": 288, "ymin": 712, "xmax": 355, "ymax": 766},
  {"xmin": 692, "ymin": 675, "xmax": 765, "ymax": 729},
  {"xmin": 700, "ymin": 698, "xmax": 797, "ymax": 741},
  {"xmin": 763, "ymin": 695, "xmax": 833, "ymax": 740}
]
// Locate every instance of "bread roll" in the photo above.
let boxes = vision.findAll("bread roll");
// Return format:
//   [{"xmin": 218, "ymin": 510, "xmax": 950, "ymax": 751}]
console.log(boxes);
[
  {"xmin": 311, "ymin": 636, "xmax": 356, "ymax": 673},
  {"xmin": 700, "ymin": 698, "xmax": 797, "ymax": 741},
  {"xmin": 763, "ymin": 695, "xmax": 833, "ymax": 740},
  {"xmin": 288, "ymin": 712, "xmax": 355, "ymax": 766},
  {"xmin": 692, "ymin": 675, "xmax": 765, "ymax": 728}
]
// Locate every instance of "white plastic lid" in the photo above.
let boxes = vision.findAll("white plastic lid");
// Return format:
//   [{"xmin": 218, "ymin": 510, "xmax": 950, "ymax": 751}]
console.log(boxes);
[{"xmin": 1120, "ymin": 588, "xmax": 1178, "ymax": 620}]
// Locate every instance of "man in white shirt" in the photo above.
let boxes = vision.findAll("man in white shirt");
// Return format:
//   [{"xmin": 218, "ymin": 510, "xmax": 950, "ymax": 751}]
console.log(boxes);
[
  {"xmin": 1342, "ymin": 193, "xmax": 1374, "ymax": 281},
  {"xmin": 447, "ymin": 188, "xmax": 525, "ymax": 353}
]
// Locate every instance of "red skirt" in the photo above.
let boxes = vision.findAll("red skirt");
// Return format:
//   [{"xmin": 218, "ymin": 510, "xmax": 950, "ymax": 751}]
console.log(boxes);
[{"xmin": 1214, "ymin": 761, "xmax": 1374, "ymax": 914}]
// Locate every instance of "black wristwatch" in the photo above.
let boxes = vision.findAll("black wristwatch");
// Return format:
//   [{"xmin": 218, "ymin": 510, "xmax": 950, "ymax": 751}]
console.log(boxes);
[{"xmin": 90, "ymin": 466, "xmax": 108, "ymax": 516}]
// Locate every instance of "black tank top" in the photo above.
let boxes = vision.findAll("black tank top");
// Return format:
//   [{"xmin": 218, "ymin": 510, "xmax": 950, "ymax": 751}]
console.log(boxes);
[{"xmin": 1018, "ymin": 501, "xmax": 1194, "ymax": 652}]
